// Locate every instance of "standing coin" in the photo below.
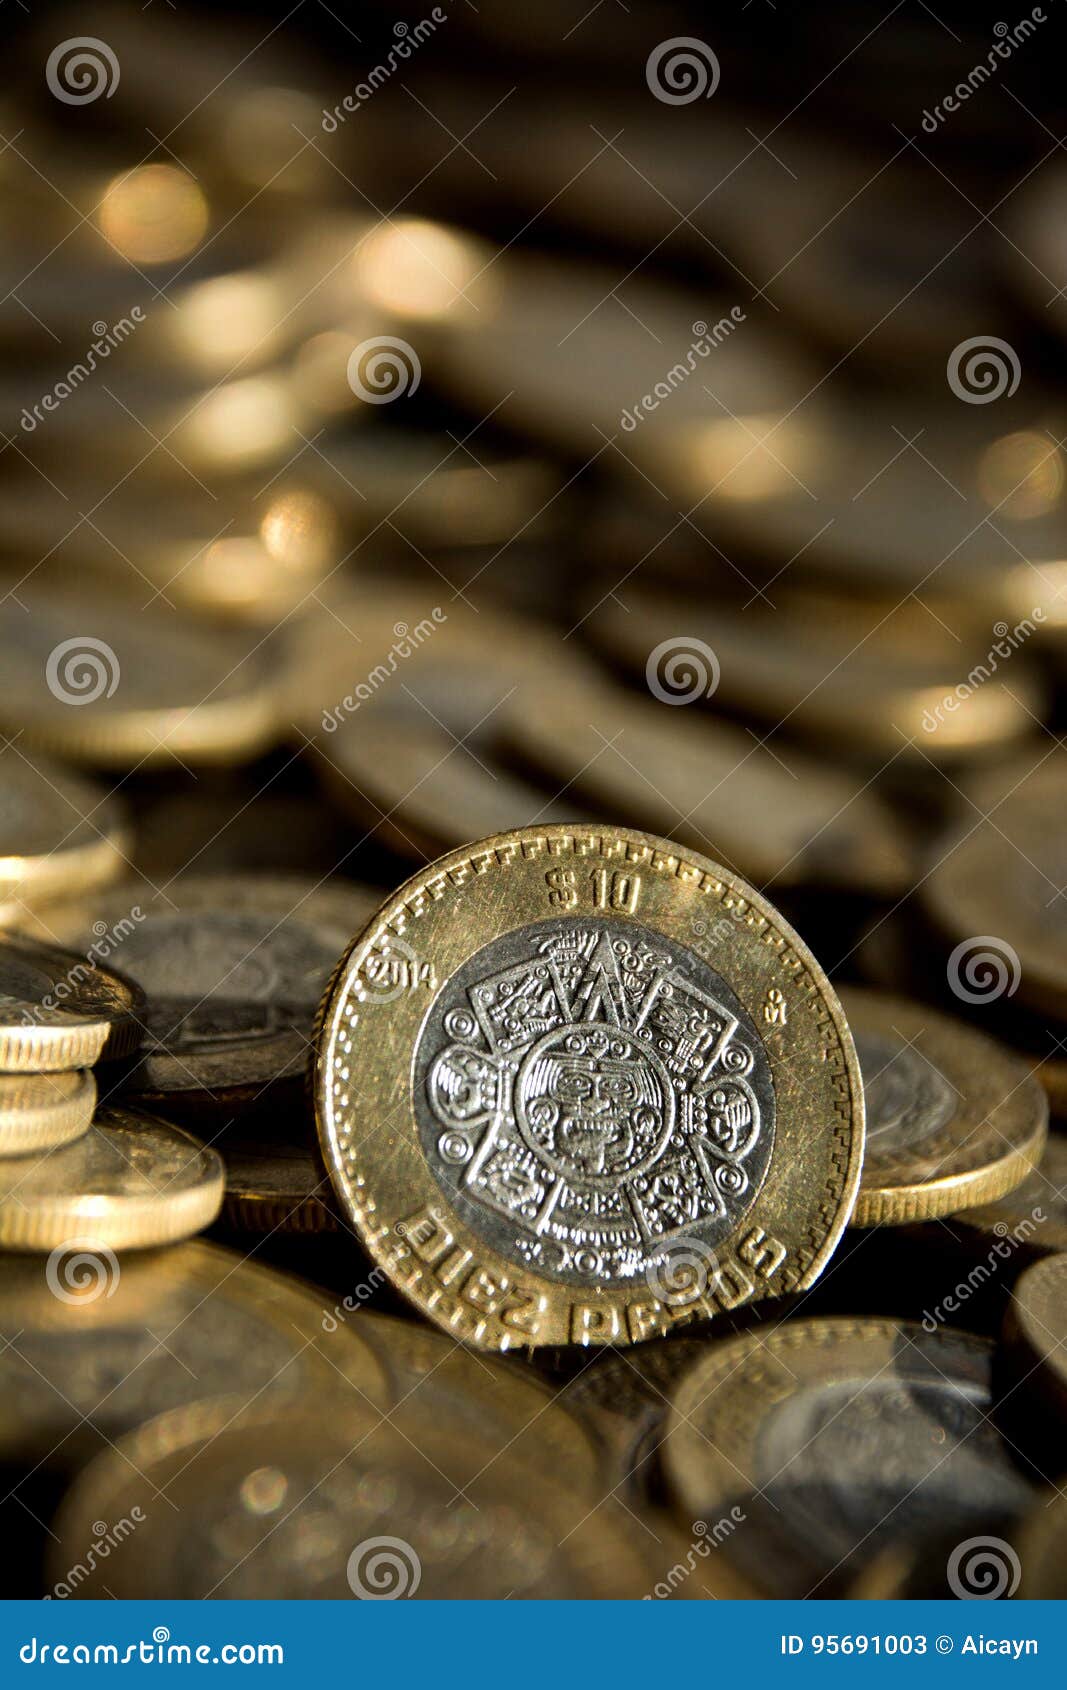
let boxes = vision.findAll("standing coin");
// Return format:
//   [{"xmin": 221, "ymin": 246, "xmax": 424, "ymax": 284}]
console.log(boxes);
[
  {"xmin": 0, "ymin": 934, "xmax": 142, "ymax": 1070},
  {"xmin": 0, "ymin": 748, "xmax": 130, "ymax": 917},
  {"xmin": 0, "ymin": 1106, "xmax": 223, "ymax": 1251},
  {"xmin": 0, "ymin": 1070, "xmax": 96, "ymax": 1156},
  {"xmin": 842, "ymin": 987, "xmax": 1047, "ymax": 1226},
  {"xmin": 35, "ymin": 876, "xmax": 379, "ymax": 1115},
  {"xmin": 661, "ymin": 1318, "xmax": 1034, "ymax": 1597},
  {"xmin": 1003, "ymin": 1253, "xmax": 1067, "ymax": 1423},
  {"xmin": 314, "ymin": 824, "xmax": 865, "ymax": 1351}
]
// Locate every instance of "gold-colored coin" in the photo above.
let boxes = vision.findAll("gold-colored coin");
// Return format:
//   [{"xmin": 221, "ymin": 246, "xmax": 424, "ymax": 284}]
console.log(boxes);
[
  {"xmin": 1014, "ymin": 1490, "xmax": 1067, "ymax": 1598},
  {"xmin": 661, "ymin": 1318, "xmax": 1034, "ymax": 1597},
  {"xmin": 313, "ymin": 824, "xmax": 864, "ymax": 1351},
  {"xmin": 220, "ymin": 1139, "xmax": 339, "ymax": 1235},
  {"xmin": 45, "ymin": 1394, "xmax": 652, "ymax": 1599},
  {"xmin": 0, "ymin": 1069, "xmax": 95, "ymax": 1156},
  {"xmin": 1004, "ymin": 1252, "xmax": 1067, "ymax": 1420},
  {"xmin": 589, "ymin": 584, "xmax": 1044, "ymax": 762},
  {"xmin": 30, "ymin": 875, "xmax": 379, "ymax": 1114},
  {"xmin": 0, "ymin": 934, "xmax": 142, "ymax": 1070},
  {"xmin": 0, "ymin": 1105, "xmax": 223, "ymax": 1251},
  {"xmin": 924, "ymin": 760, "xmax": 1067, "ymax": 1020},
  {"xmin": 297, "ymin": 593, "xmax": 594, "ymax": 857},
  {"xmin": 842, "ymin": 987, "xmax": 1047, "ymax": 1226},
  {"xmin": 0, "ymin": 589, "xmax": 281, "ymax": 768},
  {"xmin": 0, "ymin": 748, "xmax": 130, "ymax": 918},
  {"xmin": 503, "ymin": 674, "xmax": 912, "ymax": 897},
  {"xmin": 0, "ymin": 1238, "xmax": 389, "ymax": 1470},
  {"xmin": 950, "ymin": 1130, "xmax": 1067, "ymax": 1256}
]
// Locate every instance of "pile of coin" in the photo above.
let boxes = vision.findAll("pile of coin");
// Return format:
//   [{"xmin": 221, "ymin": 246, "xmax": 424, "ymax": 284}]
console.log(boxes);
[{"xmin": 2, "ymin": 0, "xmax": 1066, "ymax": 1601}]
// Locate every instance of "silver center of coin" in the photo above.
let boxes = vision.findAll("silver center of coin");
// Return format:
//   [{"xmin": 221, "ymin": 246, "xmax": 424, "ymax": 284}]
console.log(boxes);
[{"xmin": 413, "ymin": 916, "xmax": 776, "ymax": 1286}]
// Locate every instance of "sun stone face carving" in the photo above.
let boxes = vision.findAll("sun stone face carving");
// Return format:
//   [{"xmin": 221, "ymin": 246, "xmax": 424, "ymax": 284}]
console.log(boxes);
[{"xmin": 415, "ymin": 919, "xmax": 777, "ymax": 1287}]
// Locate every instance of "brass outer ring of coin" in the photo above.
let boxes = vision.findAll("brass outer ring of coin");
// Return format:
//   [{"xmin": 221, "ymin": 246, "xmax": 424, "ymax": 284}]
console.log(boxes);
[
  {"xmin": 659, "ymin": 1317, "xmax": 1005, "ymax": 1587},
  {"xmin": 0, "ymin": 1105, "xmax": 224, "ymax": 1251},
  {"xmin": 0, "ymin": 1069, "xmax": 96, "ymax": 1155},
  {"xmin": 0, "ymin": 935, "xmax": 144, "ymax": 1070},
  {"xmin": 1014, "ymin": 1491, "xmax": 1067, "ymax": 1598},
  {"xmin": 313, "ymin": 824, "xmax": 865, "ymax": 1352},
  {"xmin": 841, "ymin": 986, "xmax": 1048, "ymax": 1227}
]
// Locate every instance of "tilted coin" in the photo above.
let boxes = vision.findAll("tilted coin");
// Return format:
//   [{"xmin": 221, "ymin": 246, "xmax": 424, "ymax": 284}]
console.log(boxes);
[
  {"xmin": 950, "ymin": 1131, "xmax": 1067, "ymax": 1257},
  {"xmin": 924, "ymin": 760, "xmax": 1067, "ymax": 1020},
  {"xmin": 0, "ymin": 1070, "xmax": 96, "ymax": 1157},
  {"xmin": 1003, "ymin": 1252, "xmax": 1067, "ymax": 1424},
  {"xmin": 297, "ymin": 593, "xmax": 594, "ymax": 857},
  {"xmin": 0, "ymin": 1105, "xmax": 223, "ymax": 1251},
  {"xmin": 220, "ymin": 1138, "xmax": 339, "ymax": 1235},
  {"xmin": 842, "ymin": 987, "xmax": 1047, "ymax": 1226},
  {"xmin": 502, "ymin": 674, "xmax": 912, "ymax": 897},
  {"xmin": 0, "ymin": 748, "xmax": 130, "ymax": 917},
  {"xmin": 0, "ymin": 590, "xmax": 281, "ymax": 768},
  {"xmin": 661, "ymin": 1318, "xmax": 1035, "ymax": 1597},
  {"xmin": 314, "ymin": 824, "xmax": 865, "ymax": 1351},
  {"xmin": 1014, "ymin": 1489, "xmax": 1067, "ymax": 1598},
  {"xmin": 36, "ymin": 875, "xmax": 379, "ymax": 1115},
  {"xmin": 0, "ymin": 1239, "xmax": 389, "ymax": 1472},
  {"xmin": 590, "ymin": 584, "xmax": 1044, "ymax": 762},
  {"xmin": 0, "ymin": 934, "xmax": 142, "ymax": 1070},
  {"xmin": 45, "ymin": 1395, "xmax": 652, "ymax": 1599}
]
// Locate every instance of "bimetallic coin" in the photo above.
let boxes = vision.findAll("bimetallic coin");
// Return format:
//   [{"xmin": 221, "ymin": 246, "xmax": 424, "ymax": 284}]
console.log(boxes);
[
  {"xmin": 0, "ymin": 1069, "xmax": 96, "ymax": 1156},
  {"xmin": 925, "ymin": 761, "xmax": 1067, "ymax": 1020},
  {"xmin": 0, "ymin": 591, "xmax": 281, "ymax": 769},
  {"xmin": 842, "ymin": 987, "xmax": 1047, "ymax": 1226},
  {"xmin": 0, "ymin": 749, "xmax": 130, "ymax": 916},
  {"xmin": 314, "ymin": 824, "xmax": 865, "ymax": 1351},
  {"xmin": 950, "ymin": 1132, "xmax": 1067, "ymax": 1257},
  {"xmin": 38, "ymin": 876, "xmax": 379, "ymax": 1114},
  {"xmin": 0, "ymin": 1239, "xmax": 389, "ymax": 1471},
  {"xmin": 661, "ymin": 1319, "xmax": 1034, "ymax": 1597},
  {"xmin": 0, "ymin": 935, "xmax": 142, "ymax": 1070},
  {"xmin": 221, "ymin": 1139, "xmax": 339, "ymax": 1235},
  {"xmin": 46, "ymin": 1396, "xmax": 652, "ymax": 1599},
  {"xmin": 0, "ymin": 1106, "xmax": 223, "ymax": 1251}
]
